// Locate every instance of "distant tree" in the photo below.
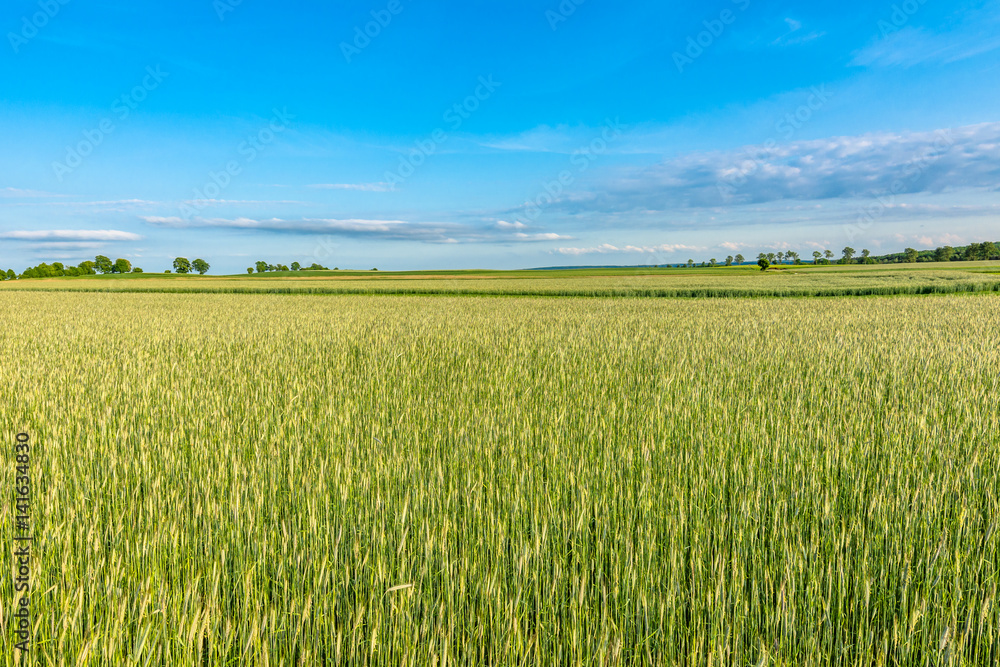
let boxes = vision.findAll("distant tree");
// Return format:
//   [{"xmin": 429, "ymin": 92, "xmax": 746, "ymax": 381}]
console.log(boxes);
[
  {"xmin": 113, "ymin": 258, "xmax": 132, "ymax": 274},
  {"xmin": 860, "ymin": 249, "xmax": 871, "ymax": 264},
  {"xmin": 277, "ymin": 264, "xmax": 289, "ymax": 272},
  {"xmin": 173, "ymin": 257, "xmax": 192, "ymax": 274},
  {"xmin": 192, "ymin": 259, "xmax": 210, "ymax": 275},
  {"xmin": 709, "ymin": 258, "xmax": 717, "ymax": 267},
  {"xmin": 255, "ymin": 261, "xmax": 268, "ymax": 273},
  {"xmin": 164, "ymin": 269, "xmax": 172, "ymax": 274},
  {"xmin": 725, "ymin": 256, "xmax": 733, "ymax": 266},
  {"xmin": 94, "ymin": 255, "xmax": 113, "ymax": 274},
  {"xmin": 291, "ymin": 262, "xmax": 301, "ymax": 271},
  {"xmin": 776, "ymin": 252, "xmax": 785, "ymax": 265},
  {"xmin": 686, "ymin": 259, "xmax": 694, "ymax": 268},
  {"xmin": 824, "ymin": 250, "xmax": 834, "ymax": 263},
  {"xmin": 247, "ymin": 268, "xmax": 254, "ymax": 274},
  {"xmin": 267, "ymin": 264, "xmax": 278, "ymax": 272},
  {"xmin": 734, "ymin": 254, "xmax": 744, "ymax": 265},
  {"xmin": 787, "ymin": 251, "xmax": 800, "ymax": 265},
  {"xmin": 133, "ymin": 268, "xmax": 143, "ymax": 273},
  {"xmin": 52, "ymin": 262, "xmax": 65, "ymax": 276},
  {"xmin": 372, "ymin": 267, "xmax": 379, "ymax": 271},
  {"xmin": 766, "ymin": 253, "xmax": 776, "ymax": 264},
  {"xmin": 64, "ymin": 266, "xmax": 80, "ymax": 276},
  {"xmin": 757, "ymin": 258, "xmax": 770, "ymax": 272},
  {"xmin": 4, "ymin": 269, "xmax": 14, "ymax": 280},
  {"xmin": 78, "ymin": 261, "xmax": 96, "ymax": 275},
  {"xmin": 308, "ymin": 263, "xmax": 327, "ymax": 270},
  {"xmin": 935, "ymin": 246, "xmax": 954, "ymax": 262},
  {"xmin": 813, "ymin": 251, "xmax": 822, "ymax": 265},
  {"xmin": 904, "ymin": 248, "xmax": 919, "ymax": 263},
  {"xmin": 842, "ymin": 247, "xmax": 856, "ymax": 264},
  {"xmin": 982, "ymin": 242, "xmax": 998, "ymax": 260},
  {"xmin": 334, "ymin": 267, "xmax": 340, "ymax": 271}
]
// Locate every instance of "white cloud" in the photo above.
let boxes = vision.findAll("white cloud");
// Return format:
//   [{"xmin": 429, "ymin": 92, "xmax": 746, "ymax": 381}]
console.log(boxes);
[
  {"xmin": 513, "ymin": 232, "xmax": 573, "ymax": 241},
  {"xmin": 548, "ymin": 122, "xmax": 1000, "ymax": 215},
  {"xmin": 554, "ymin": 243, "xmax": 702, "ymax": 256}
]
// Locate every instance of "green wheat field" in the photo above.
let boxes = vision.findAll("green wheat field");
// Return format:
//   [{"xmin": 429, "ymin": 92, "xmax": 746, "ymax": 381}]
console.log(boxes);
[{"xmin": 1, "ymin": 271, "xmax": 999, "ymax": 665}]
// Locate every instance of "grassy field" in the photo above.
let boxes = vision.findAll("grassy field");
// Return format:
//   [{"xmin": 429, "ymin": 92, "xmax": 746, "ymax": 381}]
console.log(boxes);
[
  {"xmin": 1, "ymin": 289, "xmax": 998, "ymax": 665},
  {"xmin": 3, "ymin": 262, "xmax": 1000, "ymax": 298}
]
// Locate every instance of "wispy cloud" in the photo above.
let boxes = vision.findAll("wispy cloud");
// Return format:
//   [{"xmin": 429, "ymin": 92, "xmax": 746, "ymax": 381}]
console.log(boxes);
[
  {"xmin": 852, "ymin": 4, "xmax": 1000, "ymax": 68},
  {"xmin": 0, "ymin": 187, "xmax": 66, "ymax": 198},
  {"xmin": 0, "ymin": 229, "xmax": 142, "ymax": 242},
  {"xmin": 771, "ymin": 18, "xmax": 825, "ymax": 47},
  {"xmin": 307, "ymin": 183, "xmax": 392, "ymax": 192}
]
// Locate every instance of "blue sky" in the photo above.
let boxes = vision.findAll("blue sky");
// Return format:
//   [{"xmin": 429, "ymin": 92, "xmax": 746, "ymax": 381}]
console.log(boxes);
[{"xmin": 2, "ymin": 0, "xmax": 999, "ymax": 272}]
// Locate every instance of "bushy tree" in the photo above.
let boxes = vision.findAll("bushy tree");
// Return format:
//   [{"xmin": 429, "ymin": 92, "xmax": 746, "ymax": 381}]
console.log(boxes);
[
  {"xmin": 113, "ymin": 258, "xmax": 132, "ymax": 274},
  {"xmin": 94, "ymin": 255, "xmax": 113, "ymax": 274},
  {"xmin": 4, "ymin": 269, "xmax": 14, "ymax": 280},
  {"xmin": 133, "ymin": 268, "xmax": 143, "ymax": 273},
  {"xmin": 291, "ymin": 262, "xmax": 301, "ymax": 271},
  {"xmin": 192, "ymin": 259, "xmax": 210, "ymax": 275},
  {"xmin": 734, "ymin": 254, "xmax": 744, "ymax": 265},
  {"xmin": 725, "ymin": 256, "xmax": 733, "ymax": 266},
  {"xmin": 757, "ymin": 258, "xmax": 770, "ymax": 271},
  {"xmin": 78, "ymin": 261, "xmax": 96, "ymax": 275},
  {"xmin": 935, "ymin": 246, "xmax": 954, "ymax": 262},
  {"xmin": 255, "ymin": 261, "xmax": 268, "ymax": 273},
  {"xmin": 247, "ymin": 268, "xmax": 254, "ymax": 274},
  {"xmin": 173, "ymin": 257, "xmax": 192, "ymax": 274},
  {"xmin": 904, "ymin": 248, "xmax": 918, "ymax": 263},
  {"xmin": 842, "ymin": 247, "xmax": 855, "ymax": 264}
]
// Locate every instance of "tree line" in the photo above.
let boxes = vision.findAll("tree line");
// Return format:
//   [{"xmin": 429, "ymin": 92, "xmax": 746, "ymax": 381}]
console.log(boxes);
[
  {"xmin": 6, "ymin": 255, "xmax": 141, "ymax": 280},
  {"xmin": 676, "ymin": 242, "xmax": 1000, "ymax": 270},
  {"xmin": 3, "ymin": 255, "xmax": 215, "ymax": 280},
  {"xmin": 246, "ymin": 261, "xmax": 335, "ymax": 273}
]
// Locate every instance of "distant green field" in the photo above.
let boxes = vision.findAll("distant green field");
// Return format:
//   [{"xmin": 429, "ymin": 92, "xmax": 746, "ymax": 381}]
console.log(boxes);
[{"xmin": 3, "ymin": 262, "xmax": 1000, "ymax": 298}]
